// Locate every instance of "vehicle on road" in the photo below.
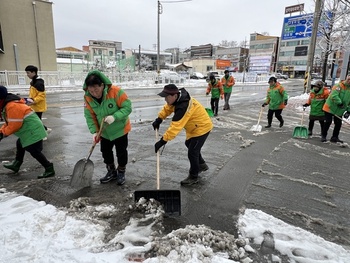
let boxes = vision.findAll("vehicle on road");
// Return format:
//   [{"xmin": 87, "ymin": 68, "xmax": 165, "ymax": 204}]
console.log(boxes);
[
  {"xmin": 190, "ymin": 72, "xmax": 205, "ymax": 79},
  {"xmin": 310, "ymin": 75, "xmax": 338, "ymax": 87},
  {"xmin": 274, "ymin": 73, "xmax": 289, "ymax": 80}
]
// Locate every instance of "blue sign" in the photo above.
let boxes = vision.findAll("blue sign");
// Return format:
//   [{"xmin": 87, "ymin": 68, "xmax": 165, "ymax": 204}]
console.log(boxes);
[
  {"xmin": 281, "ymin": 12, "xmax": 332, "ymax": 40},
  {"xmin": 282, "ymin": 13, "xmax": 314, "ymax": 40}
]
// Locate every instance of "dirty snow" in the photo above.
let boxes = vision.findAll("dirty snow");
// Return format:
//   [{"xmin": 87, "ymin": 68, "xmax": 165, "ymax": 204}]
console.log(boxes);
[{"xmin": 0, "ymin": 189, "xmax": 349, "ymax": 263}]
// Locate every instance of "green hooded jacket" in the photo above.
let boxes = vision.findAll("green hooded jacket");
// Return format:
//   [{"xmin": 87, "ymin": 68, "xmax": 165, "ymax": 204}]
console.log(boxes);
[
  {"xmin": 264, "ymin": 82, "xmax": 288, "ymax": 110},
  {"xmin": 323, "ymin": 81, "xmax": 350, "ymax": 116},
  {"xmin": 83, "ymin": 70, "xmax": 132, "ymax": 140}
]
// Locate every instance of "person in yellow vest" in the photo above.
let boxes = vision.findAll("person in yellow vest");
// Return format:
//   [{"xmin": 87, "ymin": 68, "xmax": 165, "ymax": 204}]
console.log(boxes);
[
  {"xmin": 152, "ymin": 84, "xmax": 213, "ymax": 185},
  {"xmin": 24, "ymin": 65, "xmax": 51, "ymax": 138},
  {"xmin": 221, "ymin": 70, "xmax": 235, "ymax": 110}
]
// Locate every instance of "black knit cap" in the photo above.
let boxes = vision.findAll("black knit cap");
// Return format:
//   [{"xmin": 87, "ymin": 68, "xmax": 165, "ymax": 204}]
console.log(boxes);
[{"xmin": 0, "ymin": 86, "xmax": 8, "ymax": 99}]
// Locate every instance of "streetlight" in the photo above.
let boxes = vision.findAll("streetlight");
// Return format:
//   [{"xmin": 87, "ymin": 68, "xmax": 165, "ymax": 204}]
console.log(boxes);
[{"xmin": 156, "ymin": 0, "xmax": 192, "ymax": 80}]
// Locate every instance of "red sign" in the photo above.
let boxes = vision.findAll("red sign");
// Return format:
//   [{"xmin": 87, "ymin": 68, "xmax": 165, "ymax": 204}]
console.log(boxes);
[{"xmin": 216, "ymin": 59, "xmax": 231, "ymax": 69}]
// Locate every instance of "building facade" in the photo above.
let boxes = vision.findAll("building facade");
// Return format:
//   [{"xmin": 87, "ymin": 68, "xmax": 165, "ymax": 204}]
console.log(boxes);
[
  {"xmin": 0, "ymin": 0, "xmax": 57, "ymax": 71},
  {"xmin": 249, "ymin": 33, "xmax": 279, "ymax": 74}
]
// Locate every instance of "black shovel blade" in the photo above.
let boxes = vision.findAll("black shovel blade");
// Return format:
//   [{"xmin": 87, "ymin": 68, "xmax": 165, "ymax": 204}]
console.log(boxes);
[
  {"xmin": 70, "ymin": 159, "xmax": 94, "ymax": 188},
  {"xmin": 134, "ymin": 190, "xmax": 181, "ymax": 216}
]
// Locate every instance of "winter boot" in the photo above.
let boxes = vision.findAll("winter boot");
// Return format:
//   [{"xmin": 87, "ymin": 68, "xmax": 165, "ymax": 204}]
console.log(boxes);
[
  {"xmin": 265, "ymin": 124, "xmax": 271, "ymax": 128},
  {"xmin": 180, "ymin": 174, "xmax": 199, "ymax": 186},
  {"xmin": 100, "ymin": 164, "xmax": 118, "ymax": 184},
  {"xmin": 116, "ymin": 166, "xmax": 126, "ymax": 185},
  {"xmin": 38, "ymin": 164, "xmax": 55, "ymax": 179},
  {"xmin": 279, "ymin": 120, "xmax": 284, "ymax": 128},
  {"xmin": 199, "ymin": 163, "xmax": 209, "ymax": 173},
  {"xmin": 330, "ymin": 137, "xmax": 343, "ymax": 143},
  {"xmin": 3, "ymin": 160, "xmax": 23, "ymax": 173},
  {"xmin": 308, "ymin": 130, "xmax": 313, "ymax": 136}
]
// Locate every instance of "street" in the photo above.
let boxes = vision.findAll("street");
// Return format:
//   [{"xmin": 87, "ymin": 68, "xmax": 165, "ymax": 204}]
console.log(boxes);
[{"xmin": 1, "ymin": 79, "xmax": 350, "ymax": 249}]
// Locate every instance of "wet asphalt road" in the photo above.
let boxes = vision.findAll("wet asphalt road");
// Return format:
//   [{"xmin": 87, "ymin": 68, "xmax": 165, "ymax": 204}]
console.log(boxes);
[{"xmin": 1, "ymin": 79, "xmax": 350, "ymax": 248}]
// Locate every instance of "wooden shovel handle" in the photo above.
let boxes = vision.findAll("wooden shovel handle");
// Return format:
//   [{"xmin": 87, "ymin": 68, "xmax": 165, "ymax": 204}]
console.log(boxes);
[
  {"xmin": 86, "ymin": 118, "xmax": 105, "ymax": 161},
  {"xmin": 256, "ymin": 107, "xmax": 264, "ymax": 126},
  {"xmin": 156, "ymin": 129, "xmax": 160, "ymax": 190}
]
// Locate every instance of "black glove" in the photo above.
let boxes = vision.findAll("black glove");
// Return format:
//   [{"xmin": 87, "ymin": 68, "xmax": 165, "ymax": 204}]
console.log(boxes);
[
  {"xmin": 206, "ymin": 92, "xmax": 209, "ymax": 96},
  {"xmin": 339, "ymin": 103, "xmax": 344, "ymax": 108},
  {"xmin": 344, "ymin": 111, "xmax": 350, "ymax": 119},
  {"xmin": 155, "ymin": 138, "xmax": 167, "ymax": 153},
  {"xmin": 0, "ymin": 133, "xmax": 3, "ymax": 141},
  {"xmin": 152, "ymin": 117, "xmax": 163, "ymax": 130},
  {"xmin": 284, "ymin": 100, "xmax": 288, "ymax": 105},
  {"xmin": 262, "ymin": 103, "xmax": 267, "ymax": 107},
  {"xmin": 303, "ymin": 103, "xmax": 309, "ymax": 107}
]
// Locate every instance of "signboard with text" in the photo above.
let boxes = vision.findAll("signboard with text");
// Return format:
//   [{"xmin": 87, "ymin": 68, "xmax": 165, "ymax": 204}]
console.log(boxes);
[
  {"xmin": 282, "ymin": 13, "xmax": 313, "ymax": 40},
  {"xmin": 285, "ymin": 4, "xmax": 304, "ymax": 14}
]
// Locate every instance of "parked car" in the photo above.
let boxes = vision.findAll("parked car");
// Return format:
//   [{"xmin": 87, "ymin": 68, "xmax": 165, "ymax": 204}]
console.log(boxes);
[
  {"xmin": 158, "ymin": 70, "xmax": 185, "ymax": 84},
  {"xmin": 206, "ymin": 71, "xmax": 221, "ymax": 82},
  {"xmin": 274, "ymin": 73, "xmax": 289, "ymax": 80},
  {"xmin": 190, "ymin": 72, "xmax": 205, "ymax": 79},
  {"xmin": 310, "ymin": 76, "xmax": 337, "ymax": 88}
]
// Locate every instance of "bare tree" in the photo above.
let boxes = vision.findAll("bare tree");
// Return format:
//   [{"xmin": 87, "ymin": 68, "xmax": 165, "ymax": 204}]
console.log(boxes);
[{"xmin": 317, "ymin": 0, "xmax": 350, "ymax": 80}]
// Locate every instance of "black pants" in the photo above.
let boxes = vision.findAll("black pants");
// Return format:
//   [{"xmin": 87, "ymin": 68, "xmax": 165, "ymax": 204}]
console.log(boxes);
[
  {"xmin": 267, "ymin": 109, "xmax": 283, "ymax": 125},
  {"xmin": 185, "ymin": 131, "xmax": 210, "ymax": 177},
  {"xmin": 15, "ymin": 139, "xmax": 51, "ymax": 168},
  {"xmin": 100, "ymin": 133, "xmax": 128, "ymax": 169},
  {"xmin": 35, "ymin": 112, "xmax": 47, "ymax": 130},
  {"xmin": 210, "ymin": 98, "xmax": 219, "ymax": 115},
  {"xmin": 322, "ymin": 111, "xmax": 342, "ymax": 139},
  {"xmin": 308, "ymin": 119, "xmax": 325, "ymax": 134}
]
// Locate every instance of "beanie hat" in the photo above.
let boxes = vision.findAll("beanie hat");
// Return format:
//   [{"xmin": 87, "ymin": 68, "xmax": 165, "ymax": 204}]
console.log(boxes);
[{"xmin": 0, "ymin": 86, "xmax": 8, "ymax": 99}]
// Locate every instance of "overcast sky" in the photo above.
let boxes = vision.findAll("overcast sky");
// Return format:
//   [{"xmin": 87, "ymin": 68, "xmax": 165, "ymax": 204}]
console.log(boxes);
[{"xmin": 52, "ymin": 0, "xmax": 315, "ymax": 51}]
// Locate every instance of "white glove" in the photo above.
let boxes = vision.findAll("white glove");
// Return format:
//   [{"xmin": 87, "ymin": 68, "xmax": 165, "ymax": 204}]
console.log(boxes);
[
  {"xmin": 24, "ymin": 98, "xmax": 34, "ymax": 105},
  {"xmin": 104, "ymin": 115, "xmax": 115, "ymax": 124},
  {"xmin": 92, "ymin": 133, "xmax": 101, "ymax": 143}
]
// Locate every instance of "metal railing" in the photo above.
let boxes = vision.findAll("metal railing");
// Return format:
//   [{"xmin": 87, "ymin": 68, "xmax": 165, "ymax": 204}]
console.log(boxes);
[{"xmin": 0, "ymin": 70, "xmax": 270, "ymax": 90}]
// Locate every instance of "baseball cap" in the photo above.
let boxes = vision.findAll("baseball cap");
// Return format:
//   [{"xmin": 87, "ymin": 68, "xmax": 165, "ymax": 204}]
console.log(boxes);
[{"xmin": 157, "ymin": 84, "xmax": 179, "ymax": 97}]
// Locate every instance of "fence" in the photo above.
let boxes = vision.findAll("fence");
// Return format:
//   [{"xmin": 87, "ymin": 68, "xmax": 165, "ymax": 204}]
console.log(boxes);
[{"xmin": 0, "ymin": 70, "xmax": 270, "ymax": 89}]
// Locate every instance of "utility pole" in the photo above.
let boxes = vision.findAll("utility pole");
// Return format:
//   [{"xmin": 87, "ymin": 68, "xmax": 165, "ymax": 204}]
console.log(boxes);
[
  {"xmin": 305, "ymin": 0, "xmax": 323, "ymax": 93},
  {"xmin": 157, "ymin": 0, "xmax": 162, "ymax": 80}
]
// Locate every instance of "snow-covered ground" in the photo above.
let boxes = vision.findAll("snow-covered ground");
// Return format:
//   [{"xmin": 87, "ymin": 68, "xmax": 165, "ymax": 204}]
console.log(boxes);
[
  {"xmin": 2, "ymin": 80, "xmax": 350, "ymax": 262},
  {"xmin": 1, "ymin": 189, "xmax": 350, "ymax": 263}
]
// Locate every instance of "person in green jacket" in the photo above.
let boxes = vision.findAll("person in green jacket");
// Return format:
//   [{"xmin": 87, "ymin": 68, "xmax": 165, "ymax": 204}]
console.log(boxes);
[
  {"xmin": 262, "ymin": 77, "xmax": 288, "ymax": 128},
  {"xmin": 0, "ymin": 86, "xmax": 55, "ymax": 178},
  {"xmin": 206, "ymin": 74, "xmax": 224, "ymax": 116},
  {"xmin": 302, "ymin": 80, "xmax": 330, "ymax": 136},
  {"xmin": 221, "ymin": 69, "xmax": 235, "ymax": 110},
  {"xmin": 321, "ymin": 74, "xmax": 350, "ymax": 143},
  {"xmin": 83, "ymin": 71, "xmax": 132, "ymax": 185}
]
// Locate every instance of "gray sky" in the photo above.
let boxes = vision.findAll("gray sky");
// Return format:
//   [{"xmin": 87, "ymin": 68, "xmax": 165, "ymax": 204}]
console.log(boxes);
[{"xmin": 52, "ymin": 0, "xmax": 315, "ymax": 51}]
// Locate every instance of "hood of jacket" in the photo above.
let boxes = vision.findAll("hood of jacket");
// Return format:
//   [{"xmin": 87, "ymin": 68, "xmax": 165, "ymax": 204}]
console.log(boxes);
[
  {"xmin": 83, "ymin": 70, "xmax": 112, "ymax": 91},
  {"xmin": 1, "ymin": 93, "xmax": 22, "ymax": 111},
  {"xmin": 173, "ymin": 88, "xmax": 190, "ymax": 105}
]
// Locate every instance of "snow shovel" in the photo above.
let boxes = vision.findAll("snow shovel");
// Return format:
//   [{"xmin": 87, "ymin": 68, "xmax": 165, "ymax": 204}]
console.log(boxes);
[
  {"xmin": 134, "ymin": 129, "xmax": 181, "ymax": 216},
  {"xmin": 250, "ymin": 107, "xmax": 264, "ymax": 132},
  {"xmin": 70, "ymin": 120, "xmax": 105, "ymax": 188},
  {"xmin": 205, "ymin": 96, "xmax": 214, "ymax": 117},
  {"xmin": 293, "ymin": 108, "xmax": 308, "ymax": 139}
]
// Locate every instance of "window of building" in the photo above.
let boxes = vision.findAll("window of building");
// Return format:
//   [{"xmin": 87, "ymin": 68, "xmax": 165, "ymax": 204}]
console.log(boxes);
[
  {"xmin": 109, "ymin": 51, "xmax": 113, "ymax": 56},
  {"xmin": 57, "ymin": 53, "xmax": 71, "ymax": 59},
  {"xmin": 300, "ymin": 39, "xmax": 310, "ymax": 45},
  {"xmin": 286, "ymin": 41, "xmax": 299, "ymax": 47},
  {"xmin": 250, "ymin": 35, "xmax": 256, "ymax": 41}
]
